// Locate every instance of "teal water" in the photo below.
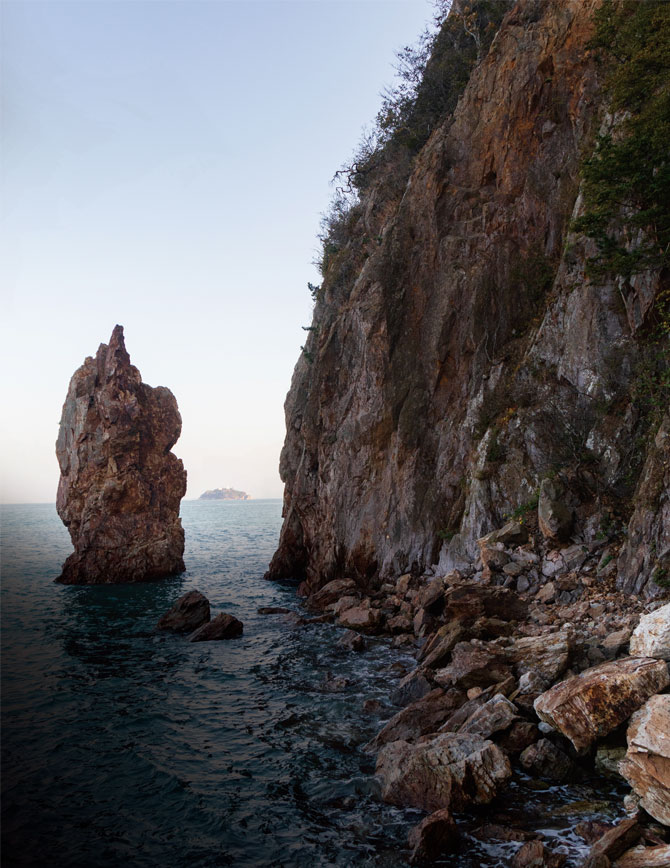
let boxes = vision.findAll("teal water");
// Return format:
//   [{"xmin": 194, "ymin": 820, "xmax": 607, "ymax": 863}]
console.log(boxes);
[{"xmin": 1, "ymin": 502, "xmax": 625, "ymax": 867}]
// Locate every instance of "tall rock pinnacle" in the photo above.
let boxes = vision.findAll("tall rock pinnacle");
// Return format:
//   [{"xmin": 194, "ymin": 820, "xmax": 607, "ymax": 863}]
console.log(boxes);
[{"xmin": 55, "ymin": 325, "xmax": 187, "ymax": 584}]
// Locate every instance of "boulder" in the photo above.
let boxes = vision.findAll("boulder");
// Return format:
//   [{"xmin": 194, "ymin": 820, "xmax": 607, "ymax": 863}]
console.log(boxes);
[
  {"xmin": 418, "ymin": 622, "xmax": 468, "ymax": 668},
  {"xmin": 534, "ymin": 658, "xmax": 670, "ymax": 753},
  {"xmin": 306, "ymin": 578, "xmax": 357, "ymax": 611},
  {"xmin": 439, "ymin": 677, "xmax": 516, "ymax": 733},
  {"xmin": 442, "ymin": 585, "xmax": 526, "ymax": 624},
  {"xmin": 498, "ymin": 720, "xmax": 540, "ymax": 755},
  {"xmin": 434, "ymin": 642, "xmax": 513, "ymax": 690},
  {"xmin": 390, "ymin": 669, "xmax": 434, "ymax": 707},
  {"xmin": 338, "ymin": 604, "xmax": 384, "ymax": 634},
  {"xmin": 416, "ymin": 577, "xmax": 446, "ymax": 612},
  {"xmin": 458, "ymin": 693, "xmax": 519, "ymax": 740},
  {"xmin": 616, "ymin": 844, "xmax": 670, "ymax": 867},
  {"xmin": 407, "ymin": 809, "xmax": 459, "ymax": 864},
  {"xmin": 619, "ymin": 694, "xmax": 670, "ymax": 826},
  {"xmin": 537, "ymin": 478, "xmax": 573, "ymax": 542},
  {"xmin": 336, "ymin": 629, "xmax": 367, "ymax": 652},
  {"xmin": 189, "ymin": 612, "xmax": 243, "ymax": 642},
  {"xmin": 629, "ymin": 604, "xmax": 670, "ymax": 660},
  {"xmin": 509, "ymin": 630, "xmax": 572, "ymax": 683},
  {"xmin": 519, "ymin": 738, "xmax": 579, "ymax": 782},
  {"xmin": 157, "ymin": 590, "xmax": 210, "ymax": 633},
  {"xmin": 55, "ymin": 325, "xmax": 187, "ymax": 584},
  {"xmin": 512, "ymin": 840, "xmax": 566, "ymax": 868},
  {"xmin": 586, "ymin": 818, "xmax": 642, "ymax": 863},
  {"xmin": 376, "ymin": 732, "xmax": 511, "ymax": 813},
  {"xmin": 365, "ymin": 688, "xmax": 465, "ymax": 753}
]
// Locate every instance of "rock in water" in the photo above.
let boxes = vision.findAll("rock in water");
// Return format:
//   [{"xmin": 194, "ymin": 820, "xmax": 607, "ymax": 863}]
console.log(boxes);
[
  {"xmin": 376, "ymin": 732, "xmax": 511, "ymax": 813},
  {"xmin": 189, "ymin": 613, "xmax": 243, "ymax": 642},
  {"xmin": 55, "ymin": 325, "xmax": 187, "ymax": 584},
  {"xmin": 157, "ymin": 591, "xmax": 210, "ymax": 633}
]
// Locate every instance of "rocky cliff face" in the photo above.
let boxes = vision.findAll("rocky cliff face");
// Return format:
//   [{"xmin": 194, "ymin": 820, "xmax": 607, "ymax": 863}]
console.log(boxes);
[
  {"xmin": 268, "ymin": 0, "xmax": 669, "ymax": 599},
  {"xmin": 56, "ymin": 325, "xmax": 187, "ymax": 584}
]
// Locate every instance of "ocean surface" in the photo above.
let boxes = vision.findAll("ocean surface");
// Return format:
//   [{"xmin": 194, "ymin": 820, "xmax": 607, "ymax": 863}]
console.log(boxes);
[{"xmin": 1, "ymin": 501, "xmax": 625, "ymax": 868}]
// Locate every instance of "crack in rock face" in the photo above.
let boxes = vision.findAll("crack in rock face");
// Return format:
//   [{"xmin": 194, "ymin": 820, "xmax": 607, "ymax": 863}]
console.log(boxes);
[{"xmin": 55, "ymin": 325, "xmax": 187, "ymax": 584}]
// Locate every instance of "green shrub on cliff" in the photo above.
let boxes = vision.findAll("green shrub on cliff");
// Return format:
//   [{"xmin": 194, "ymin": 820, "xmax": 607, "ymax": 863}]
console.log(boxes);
[{"xmin": 574, "ymin": 0, "xmax": 670, "ymax": 280}]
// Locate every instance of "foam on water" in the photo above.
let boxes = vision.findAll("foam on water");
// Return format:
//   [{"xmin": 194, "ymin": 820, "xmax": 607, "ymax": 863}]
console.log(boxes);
[{"xmin": 1, "ymin": 502, "xmax": 626, "ymax": 867}]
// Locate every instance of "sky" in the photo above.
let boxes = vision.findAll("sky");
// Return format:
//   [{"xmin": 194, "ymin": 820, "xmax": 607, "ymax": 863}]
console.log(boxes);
[{"xmin": 1, "ymin": 0, "xmax": 434, "ymax": 503}]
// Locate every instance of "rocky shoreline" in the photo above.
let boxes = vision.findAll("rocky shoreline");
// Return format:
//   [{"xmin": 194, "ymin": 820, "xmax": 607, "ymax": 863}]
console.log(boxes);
[{"xmin": 294, "ymin": 517, "xmax": 669, "ymax": 866}]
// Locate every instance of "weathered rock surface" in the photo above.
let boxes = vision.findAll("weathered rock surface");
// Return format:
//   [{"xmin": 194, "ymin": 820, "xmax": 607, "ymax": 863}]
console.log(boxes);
[
  {"xmin": 265, "ymin": 0, "xmax": 669, "ymax": 601},
  {"xmin": 534, "ymin": 658, "xmax": 670, "ymax": 753},
  {"xmin": 56, "ymin": 325, "xmax": 186, "ymax": 584},
  {"xmin": 629, "ymin": 605, "xmax": 670, "ymax": 661},
  {"xmin": 189, "ymin": 612, "xmax": 243, "ymax": 642},
  {"xmin": 457, "ymin": 693, "xmax": 518, "ymax": 740},
  {"xmin": 616, "ymin": 844, "xmax": 670, "ymax": 867},
  {"xmin": 519, "ymin": 738, "xmax": 579, "ymax": 783},
  {"xmin": 407, "ymin": 809, "xmax": 459, "ymax": 864},
  {"xmin": 434, "ymin": 642, "xmax": 513, "ymax": 690},
  {"xmin": 157, "ymin": 590, "xmax": 210, "ymax": 633},
  {"xmin": 512, "ymin": 840, "xmax": 566, "ymax": 868},
  {"xmin": 376, "ymin": 732, "xmax": 511, "ymax": 813},
  {"xmin": 619, "ymin": 694, "xmax": 670, "ymax": 826},
  {"xmin": 365, "ymin": 688, "xmax": 465, "ymax": 754},
  {"xmin": 537, "ymin": 478, "xmax": 573, "ymax": 543}
]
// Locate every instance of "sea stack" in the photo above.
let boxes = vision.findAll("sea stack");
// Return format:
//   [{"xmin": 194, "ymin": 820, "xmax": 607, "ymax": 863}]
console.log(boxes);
[{"xmin": 55, "ymin": 325, "xmax": 187, "ymax": 584}]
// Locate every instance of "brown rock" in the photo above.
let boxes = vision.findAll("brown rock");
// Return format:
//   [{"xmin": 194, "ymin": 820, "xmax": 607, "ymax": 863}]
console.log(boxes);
[
  {"xmin": 365, "ymin": 688, "xmax": 466, "ymax": 753},
  {"xmin": 390, "ymin": 669, "xmax": 434, "ymax": 707},
  {"xmin": 619, "ymin": 694, "xmax": 670, "ymax": 826},
  {"xmin": 157, "ymin": 590, "xmax": 210, "ymax": 633},
  {"xmin": 439, "ymin": 678, "xmax": 516, "ymax": 732},
  {"xmin": 498, "ymin": 720, "xmax": 540, "ymax": 755},
  {"xmin": 376, "ymin": 732, "xmax": 511, "ymax": 812},
  {"xmin": 338, "ymin": 604, "xmax": 384, "ymax": 634},
  {"xmin": 306, "ymin": 578, "xmax": 358, "ymax": 611},
  {"xmin": 587, "ymin": 818, "xmax": 642, "ymax": 862},
  {"xmin": 512, "ymin": 840, "xmax": 566, "ymax": 868},
  {"xmin": 458, "ymin": 693, "xmax": 519, "ymax": 740},
  {"xmin": 55, "ymin": 325, "xmax": 186, "ymax": 584},
  {"xmin": 615, "ymin": 844, "xmax": 670, "ymax": 867},
  {"xmin": 418, "ymin": 622, "xmax": 468, "ymax": 668},
  {"xmin": 417, "ymin": 577, "xmax": 446, "ymax": 612},
  {"xmin": 408, "ymin": 809, "xmax": 459, "ymax": 864},
  {"xmin": 537, "ymin": 478, "xmax": 573, "ymax": 543},
  {"xmin": 337, "ymin": 629, "xmax": 367, "ymax": 652},
  {"xmin": 189, "ymin": 612, "xmax": 243, "ymax": 642},
  {"xmin": 519, "ymin": 738, "xmax": 579, "ymax": 783},
  {"xmin": 534, "ymin": 658, "xmax": 670, "ymax": 753},
  {"xmin": 435, "ymin": 642, "xmax": 513, "ymax": 690},
  {"xmin": 442, "ymin": 585, "xmax": 526, "ymax": 624},
  {"xmin": 509, "ymin": 630, "xmax": 573, "ymax": 683}
]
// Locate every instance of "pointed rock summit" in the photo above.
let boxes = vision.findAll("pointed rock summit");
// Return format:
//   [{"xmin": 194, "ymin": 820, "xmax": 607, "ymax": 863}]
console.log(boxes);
[{"xmin": 55, "ymin": 325, "xmax": 187, "ymax": 584}]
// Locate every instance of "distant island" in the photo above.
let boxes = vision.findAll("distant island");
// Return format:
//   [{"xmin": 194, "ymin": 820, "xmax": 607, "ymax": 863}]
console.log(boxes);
[{"xmin": 199, "ymin": 488, "xmax": 251, "ymax": 501}]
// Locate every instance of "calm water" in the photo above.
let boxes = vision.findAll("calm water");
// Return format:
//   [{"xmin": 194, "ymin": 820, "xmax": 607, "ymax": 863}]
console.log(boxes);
[{"xmin": 1, "ymin": 502, "xmax": 624, "ymax": 867}]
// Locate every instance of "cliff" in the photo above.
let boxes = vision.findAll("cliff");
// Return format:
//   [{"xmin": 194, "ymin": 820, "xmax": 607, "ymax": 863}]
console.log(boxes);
[
  {"xmin": 55, "ymin": 325, "xmax": 187, "ymax": 584},
  {"xmin": 268, "ymin": 0, "xmax": 669, "ymax": 599}
]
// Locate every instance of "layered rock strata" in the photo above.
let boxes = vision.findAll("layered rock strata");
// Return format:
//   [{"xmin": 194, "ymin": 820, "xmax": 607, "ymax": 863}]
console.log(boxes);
[
  {"xmin": 268, "ymin": 0, "xmax": 667, "ymax": 600},
  {"xmin": 56, "ymin": 325, "xmax": 187, "ymax": 584}
]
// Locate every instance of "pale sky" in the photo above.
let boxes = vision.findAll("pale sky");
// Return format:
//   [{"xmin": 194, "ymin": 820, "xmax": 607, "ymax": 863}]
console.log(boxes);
[{"xmin": 1, "ymin": 0, "xmax": 433, "ymax": 503}]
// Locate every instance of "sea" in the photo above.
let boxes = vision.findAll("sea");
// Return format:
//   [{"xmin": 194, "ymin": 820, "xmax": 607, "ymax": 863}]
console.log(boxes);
[{"xmin": 1, "ymin": 501, "xmax": 626, "ymax": 868}]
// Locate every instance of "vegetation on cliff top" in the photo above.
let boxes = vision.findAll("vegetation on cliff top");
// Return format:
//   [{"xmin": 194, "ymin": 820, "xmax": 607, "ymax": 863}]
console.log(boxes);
[
  {"xmin": 574, "ymin": 0, "xmax": 670, "ymax": 281},
  {"xmin": 316, "ymin": 0, "xmax": 508, "ymax": 280}
]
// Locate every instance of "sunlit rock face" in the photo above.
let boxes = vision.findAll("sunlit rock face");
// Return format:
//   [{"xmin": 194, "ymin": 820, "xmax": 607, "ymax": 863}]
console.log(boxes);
[
  {"xmin": 55, "ymin": 325, "xmax": 187, "ymax": 584},
  {"xmin": 268, "ymin": 0, "xmax": 666, "ymax": 597}
]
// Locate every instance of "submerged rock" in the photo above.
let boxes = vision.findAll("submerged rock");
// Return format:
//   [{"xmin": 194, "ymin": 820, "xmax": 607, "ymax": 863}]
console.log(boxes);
[
  {"xmin": 55, "ymin": 325, "xmax": 187, "ymax": 584},
  {"xmin": 619, "ymin": 694, "xmax": 670, "ymax": 826},
  {"xmin": 376, "ymin": 732, "xmax": 511, "ymax": 813},
  {"xmin": 189, "ymin": 613, "xmax": 243, "ymax": 642},
  {"xmin": 157, "ymin": 590, "xmax": 210, "ymax": 633},
  {"xmin": 534, "ymin": 658, "xmax": 670, "ymax": 753}
]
